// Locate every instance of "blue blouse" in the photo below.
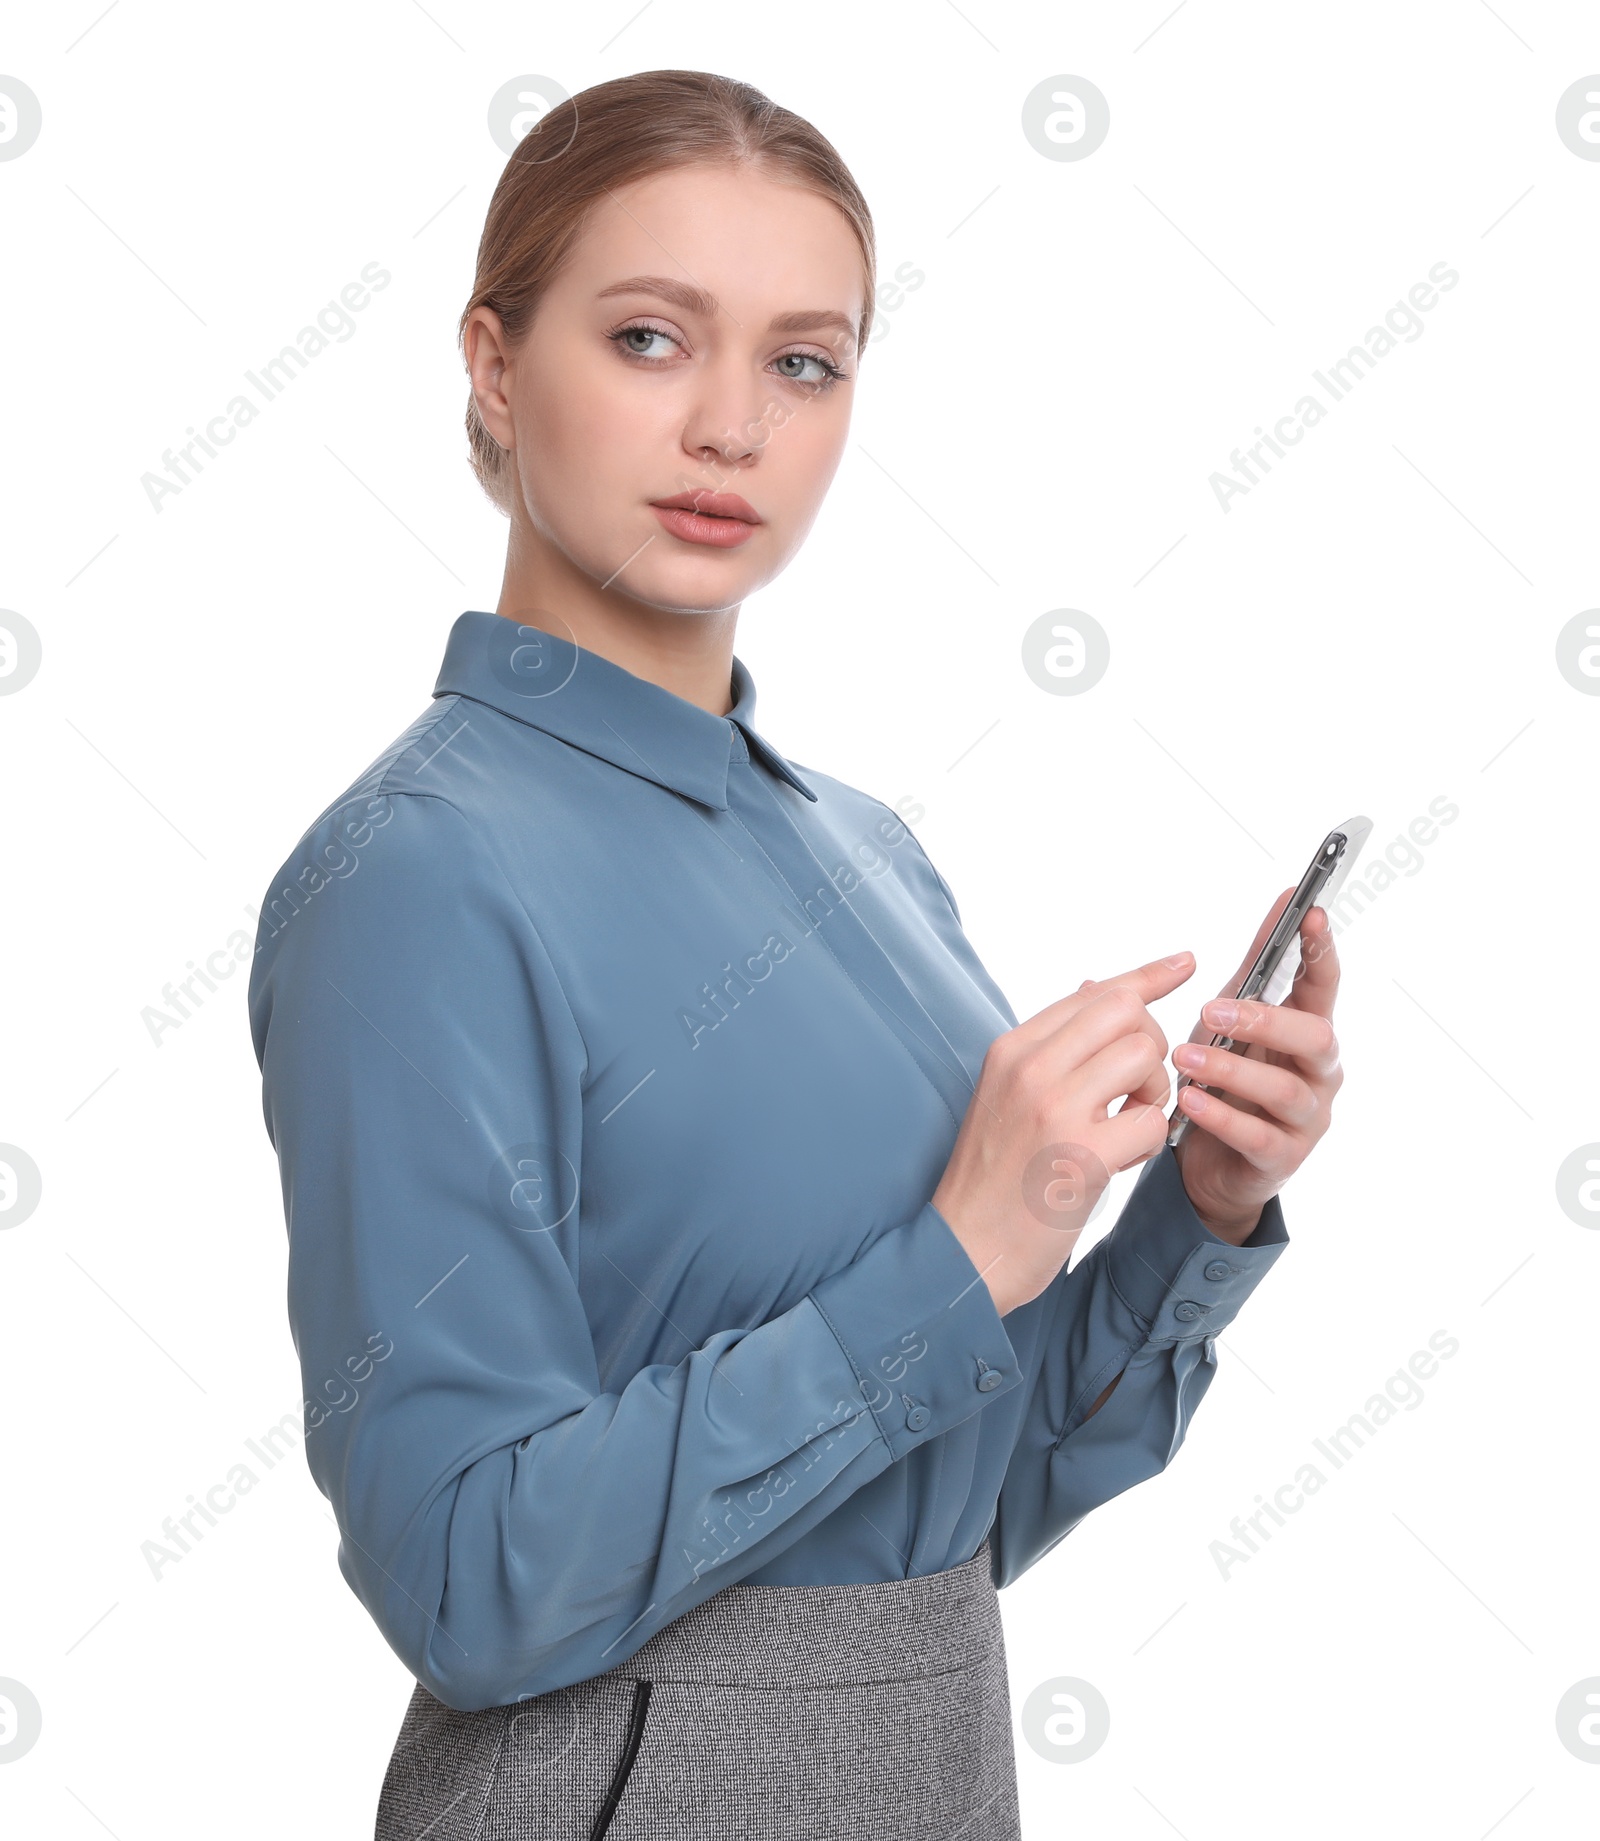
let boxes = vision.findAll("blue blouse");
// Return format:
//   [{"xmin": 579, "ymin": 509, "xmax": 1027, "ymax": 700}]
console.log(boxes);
[{"xmin": 248, "ymin": 610, "xmax": 1289, "ymax": 1712}]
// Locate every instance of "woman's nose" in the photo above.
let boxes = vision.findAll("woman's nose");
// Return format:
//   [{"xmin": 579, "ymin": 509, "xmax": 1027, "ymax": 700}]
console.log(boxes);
[{"xmin": 681, "ymin": 364, "xmax": 769, "ymax": 466}]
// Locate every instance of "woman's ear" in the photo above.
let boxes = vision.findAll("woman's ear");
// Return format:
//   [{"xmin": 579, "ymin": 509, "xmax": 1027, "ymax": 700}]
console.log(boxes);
[{"xmin": 466, "ymin": 307, "xmax": 517, "ymax": 452}]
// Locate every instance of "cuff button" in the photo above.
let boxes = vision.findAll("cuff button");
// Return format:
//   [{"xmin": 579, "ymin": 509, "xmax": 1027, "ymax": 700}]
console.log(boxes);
[
  {"xmin": 1203, "ymin": 1260, "xmax": 1232, "ymax": 1281},
  {"xmin": 977, "ymin": 1367, "xmax": 1003, "ymax": 1392},
  {"xmin": 1173, "ymin": 1300, "xmax": 1206, "ymax": 1322},
  {"xmin": 905, "ymin": 1403, "xmax": 932, "ymax": 1431}
]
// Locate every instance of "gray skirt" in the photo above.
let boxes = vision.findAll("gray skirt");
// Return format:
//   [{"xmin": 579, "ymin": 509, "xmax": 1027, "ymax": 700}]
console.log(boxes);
[{"xmin": 374, "ymin": 1537, "xmax": 1020, "ymax": 1840}]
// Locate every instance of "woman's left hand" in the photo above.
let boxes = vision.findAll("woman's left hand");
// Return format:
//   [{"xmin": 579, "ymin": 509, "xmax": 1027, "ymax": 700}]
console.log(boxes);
[{"xmin": 1169, "ymin": 891, "xmax": 1344, "ymax": 1244}]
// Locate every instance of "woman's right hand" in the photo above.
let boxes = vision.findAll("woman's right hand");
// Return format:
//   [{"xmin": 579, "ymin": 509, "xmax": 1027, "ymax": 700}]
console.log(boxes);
[{"xmin": 930, "ymin": 951, "xmax": 1197, "ymax": 1318}]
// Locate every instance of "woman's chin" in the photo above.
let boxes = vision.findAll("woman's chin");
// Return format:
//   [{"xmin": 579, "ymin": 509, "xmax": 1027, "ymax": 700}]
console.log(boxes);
[{"xmin": 607, "ymin": 553, "xmax": 770, "ymax": 617}]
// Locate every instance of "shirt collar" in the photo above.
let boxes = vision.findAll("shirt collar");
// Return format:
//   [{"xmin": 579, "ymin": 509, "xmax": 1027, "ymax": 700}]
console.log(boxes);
[{"xmin": 432, "ymin": 610, "xmax": 817, "ymax": 811}]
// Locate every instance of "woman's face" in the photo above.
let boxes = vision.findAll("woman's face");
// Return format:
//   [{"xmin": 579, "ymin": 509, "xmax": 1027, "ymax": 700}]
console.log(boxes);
[{"xmin": 471, "ymin": 161, "xmax": 866, "ymax": 617}]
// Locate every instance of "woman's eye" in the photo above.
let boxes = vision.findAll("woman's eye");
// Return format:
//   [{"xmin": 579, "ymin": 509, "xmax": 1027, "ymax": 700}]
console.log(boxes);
[
  {"xmin": 772, "ymin": 350, "xmax": 842, "ymax": 389},
  {"xmin": 612, "ymin": 324, "xmax": 679, "ymax": 359}
]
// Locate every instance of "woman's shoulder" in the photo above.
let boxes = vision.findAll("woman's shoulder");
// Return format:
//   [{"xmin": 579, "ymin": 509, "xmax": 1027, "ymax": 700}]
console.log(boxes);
[
  {"xmin": 276, "ymin": 692, "xmax": 537, "ymax": 857},
  {"xmin": 315, "ymin": 694, "xmax": 479, "ymax": 824},
  {"xmin": 252, "ymin": 697, "xmax": 504, "ymax": 924}
]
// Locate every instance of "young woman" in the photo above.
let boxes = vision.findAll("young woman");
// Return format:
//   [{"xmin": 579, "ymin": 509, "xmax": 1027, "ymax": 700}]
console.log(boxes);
[{"xmin": 248, "ymin": 68, "xmax": 1342, "ymax": 1841}]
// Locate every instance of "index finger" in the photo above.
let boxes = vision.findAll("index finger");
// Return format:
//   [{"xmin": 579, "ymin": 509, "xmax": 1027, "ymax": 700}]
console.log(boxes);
[
  {"xmin": 1286, "ymin": 902, "xmax": 1341, "ymax": 1019},
  {"xmin": 1196, "ymin": 890, "xmax": 1340, "ymax": 1047},
  {"xmin": 1177, "ymin": 887, "xmax": 1292, "ymax": 1050},
  {"xmin": 1220, "ymin": 887, "xmax": 1295, "ymax": 1004},
  {"xmin": 1014, "ymin": 950, "xmax": 1196, "ymax": 1046}
]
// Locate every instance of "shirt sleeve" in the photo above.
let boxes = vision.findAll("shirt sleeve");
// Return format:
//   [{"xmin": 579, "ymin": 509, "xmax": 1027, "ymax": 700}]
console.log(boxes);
[
  {"xmin": 985, "ymin": 1142, "xmax": 1290, "ymax": 1588},
  {"xmin": 247, "ymin": 788, "xmax": 1025, "ymax": 1711}
]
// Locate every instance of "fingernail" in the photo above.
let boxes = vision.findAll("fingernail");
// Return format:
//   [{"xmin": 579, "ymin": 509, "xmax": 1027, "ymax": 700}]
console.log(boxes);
[
  {"xmin": 1164, "ymin": 951, "xmax": 1193, "ymax": 967},
  {"xmin": 1206, "ymin": 999, "xmax": 1238, "ymax": 1027}
]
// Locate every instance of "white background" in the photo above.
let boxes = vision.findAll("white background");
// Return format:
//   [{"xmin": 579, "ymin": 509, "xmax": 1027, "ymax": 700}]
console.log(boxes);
[{"xmin": 2, "ymin": 2, "xmax": 1597, "ymax": 1835}]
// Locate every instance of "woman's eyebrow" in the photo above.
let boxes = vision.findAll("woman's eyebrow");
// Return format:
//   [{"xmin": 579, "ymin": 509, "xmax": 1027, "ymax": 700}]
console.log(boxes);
[
  {"xmin": 595, "ymin": 275, "xmax": 854, "ymax": 342},
  {"xmin": 768, "ymin": 308, "xmax": 856, "ymax": 342},
  {"xmin": 595, "ymin": 274, "xmax": 719, "ymax": 317}
]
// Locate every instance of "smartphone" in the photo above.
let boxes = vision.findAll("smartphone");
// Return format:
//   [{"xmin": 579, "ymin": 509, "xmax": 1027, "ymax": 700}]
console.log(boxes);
[{"xmin": 1165, "ymin": 815, "xmax": 1373, "ymax": 1149}]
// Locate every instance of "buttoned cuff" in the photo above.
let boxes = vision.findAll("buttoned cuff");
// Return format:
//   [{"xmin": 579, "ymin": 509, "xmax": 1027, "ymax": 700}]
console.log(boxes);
[
  {"xmin": 1105, "ymin": 1144, "xmax": 1289, "ymax": 1347},
  {"xmin": 808, "ymin": 1201, "xmax": 1023, "ymax": 1463}
]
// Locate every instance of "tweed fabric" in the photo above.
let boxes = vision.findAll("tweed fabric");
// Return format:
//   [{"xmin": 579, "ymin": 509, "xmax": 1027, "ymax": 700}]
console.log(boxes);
[{"xmin": 374, "ymin": 1538, "xmax": 1020, "ymax": 1840}]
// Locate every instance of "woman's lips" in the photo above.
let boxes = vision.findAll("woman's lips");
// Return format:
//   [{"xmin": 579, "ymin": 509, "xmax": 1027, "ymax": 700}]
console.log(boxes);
[{"xmin": 649, "ymin": 492, "xmax": 761, "ymax": 549}]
